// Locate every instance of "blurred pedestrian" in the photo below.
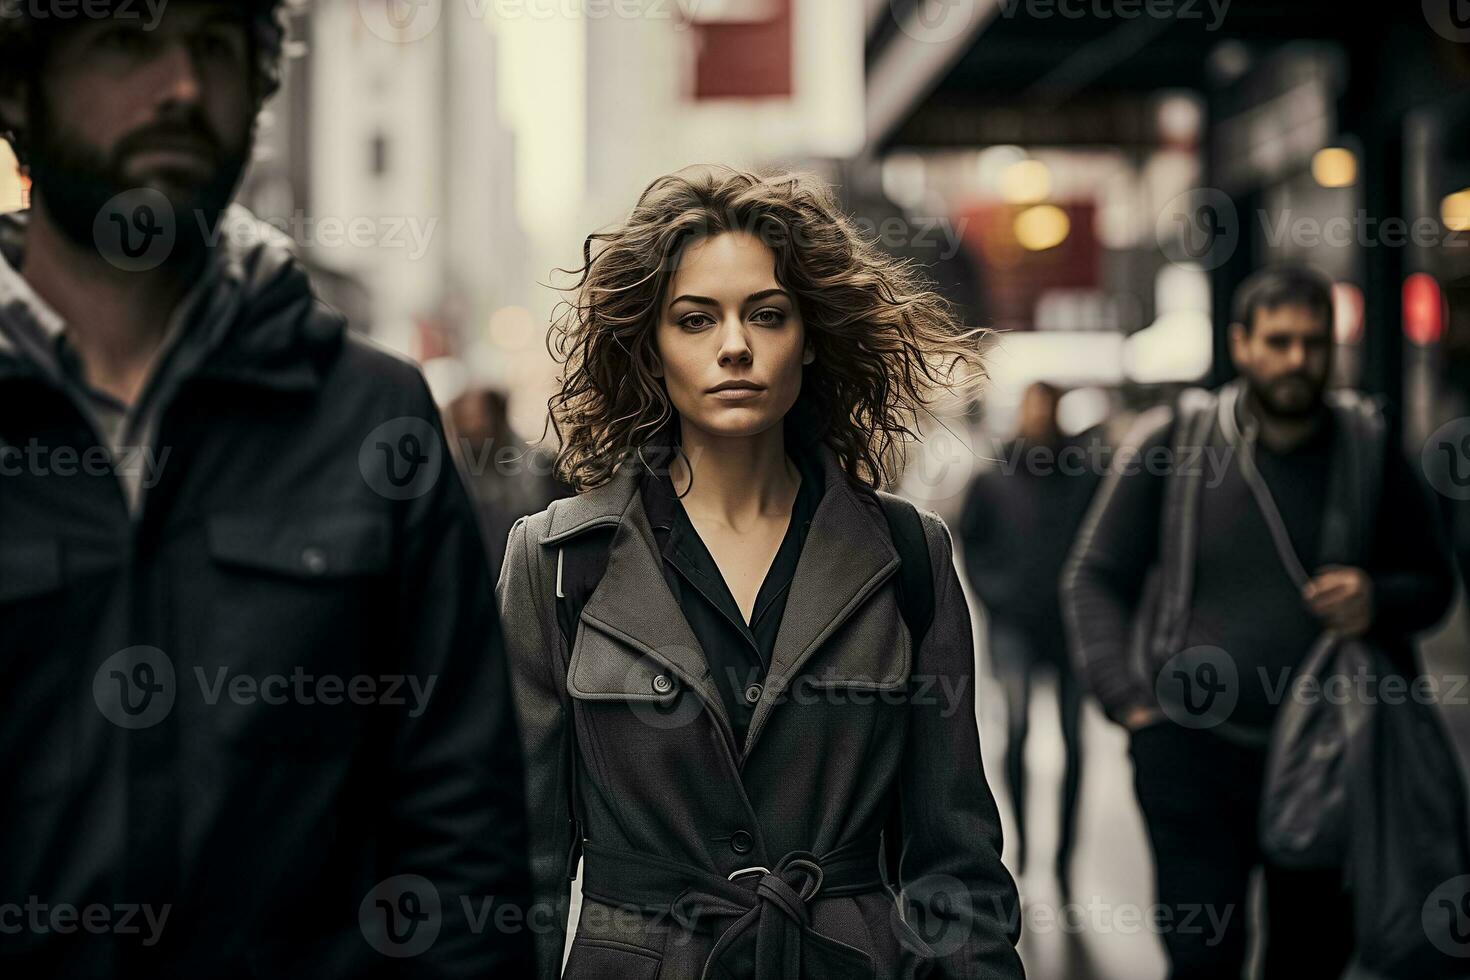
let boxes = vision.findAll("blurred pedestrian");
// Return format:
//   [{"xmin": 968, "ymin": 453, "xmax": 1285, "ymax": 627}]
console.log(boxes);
[
  {"xmin": 1062, "ymin": 264, "xmax": 1455, "ymax": 979},
  {"xmin": 447, "ymin": 385, "xmax": 569, "ymax": 573},
  {"xmin": 958, "ymin": 381, "xmax": 1104, "ymax": 895},
  {"xmin": 0, "ymin": 4, "xmax": 532, "ymax": 975},
  {"xmin": 497, "ymin": 166, "xmax": 1024, "ymax": 980}
]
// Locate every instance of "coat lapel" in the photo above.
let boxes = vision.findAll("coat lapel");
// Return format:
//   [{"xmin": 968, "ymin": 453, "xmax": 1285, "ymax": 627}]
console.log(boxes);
[
  {"xmin": 539, "ymin": 457, "xmax": 736, "ymax": 743},
  {"xmin": 743, "ymin": 445, "xmax": 901, "ymax": 755},
  {"xmin": 537, "ymin": 443, "xmax": 904, "ymax": 761}
]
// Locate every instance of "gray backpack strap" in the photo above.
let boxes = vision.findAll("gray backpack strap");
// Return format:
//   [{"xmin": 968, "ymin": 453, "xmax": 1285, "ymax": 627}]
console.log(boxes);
[{"xmin": 1152, "ymin": 385, "xmax": 1220, "ymax": 660}]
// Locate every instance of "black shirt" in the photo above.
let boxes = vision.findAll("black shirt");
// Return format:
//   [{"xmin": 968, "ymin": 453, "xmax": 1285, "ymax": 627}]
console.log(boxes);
[
  {"xmin": 1186, "ymin": 406, "xmax": 1332, "ymax": 730},
  {"xmin": 638, "ymin": 447, "xmax": 824, "ymax": 747}
]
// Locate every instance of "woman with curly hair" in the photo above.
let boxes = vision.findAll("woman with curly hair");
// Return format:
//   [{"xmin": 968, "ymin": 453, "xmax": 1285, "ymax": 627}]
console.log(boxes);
[{"xmin": 497, "ymin": 166, "xmax": 1023, "ymax": 980}]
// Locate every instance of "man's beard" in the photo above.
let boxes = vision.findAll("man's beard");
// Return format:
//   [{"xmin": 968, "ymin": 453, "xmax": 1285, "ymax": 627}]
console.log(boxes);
[
  {"xmin": 1246, "ymin": 370, "xmax": 1326, "ymax": 421},
  {"xmin": 25, "ymin": 97, "xmax": 250, "ymax": 270}
]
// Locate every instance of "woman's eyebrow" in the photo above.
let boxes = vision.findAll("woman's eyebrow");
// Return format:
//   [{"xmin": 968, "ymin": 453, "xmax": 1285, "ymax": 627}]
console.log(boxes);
[
  {"xmin": 666, "ymin": 289, "xmax": 791, "ymax": 309},
  {"xmin": 667, "ymin": 294, "xmax": 719, "ymax": 308}
]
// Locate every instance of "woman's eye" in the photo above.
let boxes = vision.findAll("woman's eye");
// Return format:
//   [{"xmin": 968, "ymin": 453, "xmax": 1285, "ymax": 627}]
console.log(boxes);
[
  {"xmin": 678, "ymin": 315, "xmax": 712, "ymax": 331},
  {"xmin": 751, "ymin": 308, "xmax": 786, "ymax": 325}
]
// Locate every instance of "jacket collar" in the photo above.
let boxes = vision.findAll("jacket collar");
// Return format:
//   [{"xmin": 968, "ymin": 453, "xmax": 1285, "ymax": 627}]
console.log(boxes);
[
  {"xmin": 545, "ymin": 440, "xmax": 903, "ymax": 756},
  {"xmin": 0, "ymin": 206, "xmax": 342, "ymax": 395}
]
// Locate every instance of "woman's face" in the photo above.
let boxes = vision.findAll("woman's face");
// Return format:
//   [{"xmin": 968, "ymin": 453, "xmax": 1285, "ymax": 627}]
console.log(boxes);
[{"xmin": 654, "ymin": 231, "xmax": 813, "ymax": 442}]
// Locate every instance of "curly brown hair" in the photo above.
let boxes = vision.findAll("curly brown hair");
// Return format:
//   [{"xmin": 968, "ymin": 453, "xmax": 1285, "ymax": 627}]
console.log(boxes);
[{"xmin": 547, "ymin": 166, "xmax": 986, "ymax": 493}]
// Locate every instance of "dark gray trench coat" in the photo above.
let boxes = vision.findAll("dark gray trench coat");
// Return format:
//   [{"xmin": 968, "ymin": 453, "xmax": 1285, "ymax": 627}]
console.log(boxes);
[{"xmin": 496, "ymin": 442, "xmax": 1024, "ymax": 980}]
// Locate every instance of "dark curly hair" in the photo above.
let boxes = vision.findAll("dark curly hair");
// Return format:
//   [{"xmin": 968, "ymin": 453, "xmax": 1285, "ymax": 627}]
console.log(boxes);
[
  {"xmin": 0, "ymin": 0, "xmax": 295, "ymax": 167},
  {"xmin": 547, "ymin": 165, "xmax": 987, "ymax": 493}
]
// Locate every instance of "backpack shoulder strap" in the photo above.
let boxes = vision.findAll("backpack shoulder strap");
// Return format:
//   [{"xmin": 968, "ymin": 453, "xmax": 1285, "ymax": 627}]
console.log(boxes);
[
  {"xmin": 874, "ymin": 490, "xmax": 935, "ymax": 645},
  {"xmin": 872, "ymin": 489, "xmax": 934, "ymax": 890},
  {"xmin": 543, "ymin": 506, "xmax": 617, "ymax": 884},
  {"xmin": 1152, "ymin": 385, "xmax": 1219, "ymax": 659},
  {"xmin": 555, "ymin": 526, "xmax": 616, "ymax": 650}
]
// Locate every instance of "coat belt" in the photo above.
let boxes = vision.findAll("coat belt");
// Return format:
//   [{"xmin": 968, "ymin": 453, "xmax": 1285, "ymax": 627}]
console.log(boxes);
[{"xmin": 580, "ymin": 837, "xmax": 886, "ymax": 979}]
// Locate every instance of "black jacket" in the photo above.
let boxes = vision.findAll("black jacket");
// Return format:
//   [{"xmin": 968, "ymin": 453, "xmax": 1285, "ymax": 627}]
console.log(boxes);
[
  {"xmin": 958, "ymin": 432, "xmax": 1106, "ymax": 663},
  {"xmin": 497, "ymin": 441, "xmax": 1024, "ymax": 980},
  {"xmin": 0, "ymin": 235, "xmax": 533, "ymax": 977}
]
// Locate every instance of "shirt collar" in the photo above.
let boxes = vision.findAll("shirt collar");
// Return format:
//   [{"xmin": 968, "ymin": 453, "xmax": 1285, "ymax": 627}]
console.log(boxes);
[
  {"xmin": 638, "ymin": 443, "xmax": 826, "ymax": 535},
  {"xmin": 0, "ymin": 209, "xmax": 237, "ymax": 386}
]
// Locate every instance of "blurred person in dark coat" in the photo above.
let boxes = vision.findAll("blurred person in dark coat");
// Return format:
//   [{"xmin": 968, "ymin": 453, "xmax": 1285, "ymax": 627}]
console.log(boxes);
[
  {"xmin": 448, "ymin": 385, "xmax": 569, "ymax": 574},
  {"xmin": 958, "ymin": 381, "xmax": 1105, "ymax": 895},
  {"xmin": 0, "ymin": 3, "xmax": 532, "ymax": 975}
]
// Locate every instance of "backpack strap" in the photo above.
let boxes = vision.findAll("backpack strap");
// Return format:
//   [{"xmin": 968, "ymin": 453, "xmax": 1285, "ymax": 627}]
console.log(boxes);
[
  {"xmin": 873, "ymin": 490, "xmax": 935, "ymax": 645},
  {"xmin": 1152, "ymin": 386, "xmax": 1219, "ymax": 662},
  {"xmin": 872, "ymin": 490, "xmax": 934, "ymax": 891},
  {"xmin": 550, "ymin": 523, "xmax": 615, "ymax": 883},
  {"xmin": 555, "ymin": 527, "xmax": 616, "ymax": 649}
]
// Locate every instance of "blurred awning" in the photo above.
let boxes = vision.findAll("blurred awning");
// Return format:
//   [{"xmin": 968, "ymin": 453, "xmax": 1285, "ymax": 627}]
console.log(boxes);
[{"xmin": 863, "ymin": 0, "xmax": 1444, "ymax": 155}]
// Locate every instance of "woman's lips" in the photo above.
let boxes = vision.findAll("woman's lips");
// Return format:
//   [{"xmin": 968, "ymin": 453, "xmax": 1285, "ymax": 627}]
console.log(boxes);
[{"xmin": 708, "ymin": 386, "xmax": 765, "ymax": 401}]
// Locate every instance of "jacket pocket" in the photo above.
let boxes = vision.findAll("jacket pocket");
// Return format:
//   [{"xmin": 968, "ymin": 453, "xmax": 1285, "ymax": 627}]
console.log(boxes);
[
  {"xmin": 567, "ymin": 621, "xmax": 684, "ymax": 705},
  {"xmin": 563, "ymin": 938, "xmax": 662, "ymax": 980},
  {"xmin": 207, "ymin": 510, "xmax": 390, "ymax": 581},
  {"xmin": 200, "ymin": 508, "xmax": 392, "ymax": 749},
  {"xmin": 564, "ymin": 621, "xmax": 705, "ymax": 787}
]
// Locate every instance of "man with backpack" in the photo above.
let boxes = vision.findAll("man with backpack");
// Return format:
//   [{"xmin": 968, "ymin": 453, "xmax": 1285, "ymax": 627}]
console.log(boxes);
[{"xmin": 1062, "ymin": 264, "xmax": 1455, "ymax": 978}]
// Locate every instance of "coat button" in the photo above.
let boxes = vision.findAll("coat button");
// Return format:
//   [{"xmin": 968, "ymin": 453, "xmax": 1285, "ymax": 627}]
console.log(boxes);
[
  {"xmin": 300, "ymin": 547, "xmax": 328, "ymax": 576},
  {"xmin": 652, "ymin": 674, "xmax": 674, "ymax": 695},
  {"xmin": 730, "ymin": 830, "xmax": 754, "ymax": 855},
  {"xmin": 743, "ymin": 683, "xmax": 763, "ymax": 705}
]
